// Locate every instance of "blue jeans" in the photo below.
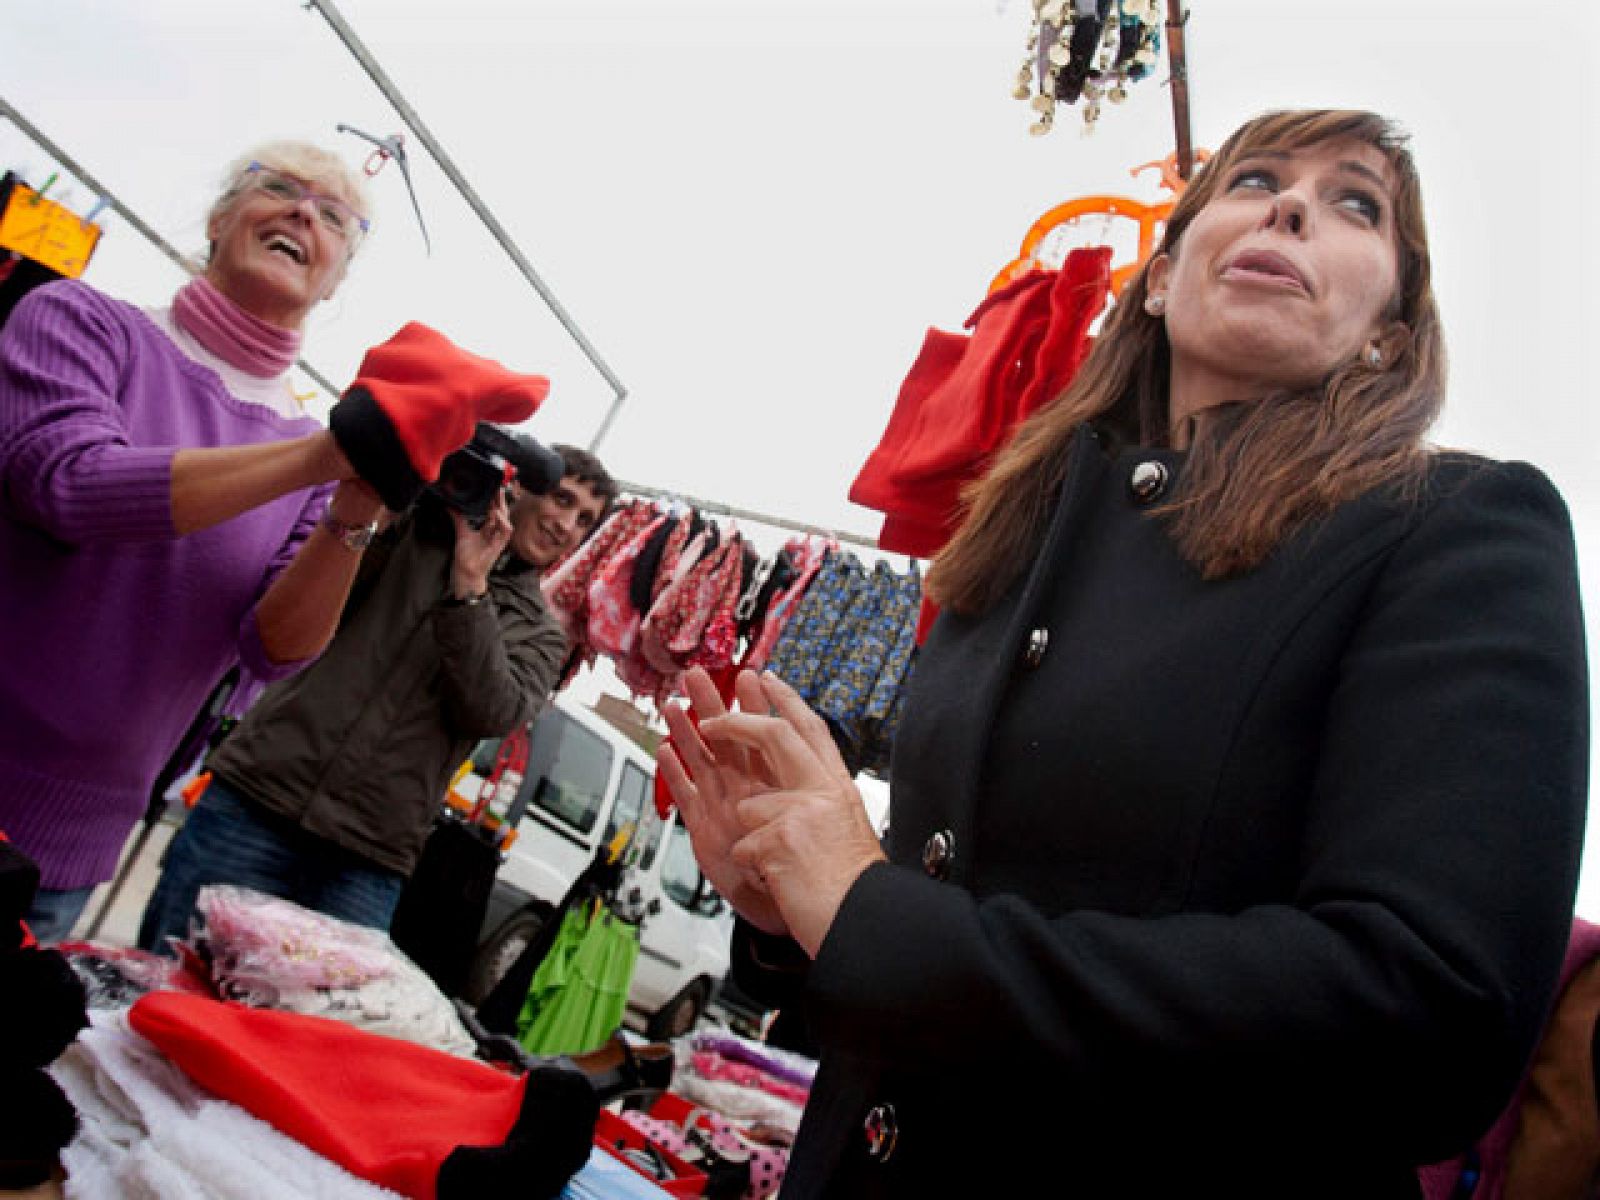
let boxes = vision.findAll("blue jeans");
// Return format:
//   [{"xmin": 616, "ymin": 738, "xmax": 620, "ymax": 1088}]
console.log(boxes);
[
  {"xmin": 27, "ymin": 884, "xmax": 98, "ymax": 943},
  {"xmin": 137, "ymin": 777, "xmax": 405, "ymax": 954}
]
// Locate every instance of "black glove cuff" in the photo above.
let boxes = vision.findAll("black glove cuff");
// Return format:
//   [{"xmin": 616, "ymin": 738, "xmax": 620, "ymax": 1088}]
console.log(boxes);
[
  {"xmin": 0, "ymin": 1068, "xmax": 79, "ymax": 1186},
  {"xmin": 0, "ymin": 841, "xmax": 42, "ymax": 950},
  {"xmin": 435, "ymin": 1067, "xmax": 598, "ymax": 1200},
  {"xmin": 0, "ymin": 948, "xmax": 88, "ymax": 1069},
  {"xmin": 329, "ymin": 385, "xmax": 426, "ymax": 512},
  {"xmin": 0, "ymin": 1156, "xmax": 58, "ymax": 1191}
]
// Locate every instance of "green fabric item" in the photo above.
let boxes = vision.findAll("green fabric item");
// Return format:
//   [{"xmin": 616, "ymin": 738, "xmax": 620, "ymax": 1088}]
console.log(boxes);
[{"xmin": 515, "ymin": 903, "xmax": 641, "ymax": 1056}]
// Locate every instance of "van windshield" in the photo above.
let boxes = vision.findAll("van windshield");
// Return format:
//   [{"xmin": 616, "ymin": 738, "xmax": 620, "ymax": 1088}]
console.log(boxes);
[
  {"xmin": 524, "ymin": 710, "xmax": 612, "ymax": 834},
  {"xmin": 604, "ymin": 761, "xmax": 663, "ymax": 869},
  {"xmin": 661, "ymin": 819, "xmax": 723, "ymax": 917}
]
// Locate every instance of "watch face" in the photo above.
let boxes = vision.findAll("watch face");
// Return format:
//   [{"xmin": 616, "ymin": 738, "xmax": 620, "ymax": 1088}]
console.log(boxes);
[{"xmin": 324, "ymin": 514, "xmax": 376, "ymax": 549}]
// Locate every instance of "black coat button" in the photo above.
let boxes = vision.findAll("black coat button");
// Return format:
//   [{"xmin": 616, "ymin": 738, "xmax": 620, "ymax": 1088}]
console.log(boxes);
[
  {"xmin": 1129, "ymin": 459, "xmax": 1169, "ymax": 503},
  {"xmin": 864, "ymin": 1103, "xmax": 899, "ymax": 1163},
  {"xmin": 922, "ymin": 830, "xmax": 955, "ymax": 880}
]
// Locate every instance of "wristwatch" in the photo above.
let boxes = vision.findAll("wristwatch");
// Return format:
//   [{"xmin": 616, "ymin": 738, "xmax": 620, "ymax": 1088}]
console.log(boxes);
[{"xmin": 320, "ymin": 511, "xmax": 380, "ymax": 551}]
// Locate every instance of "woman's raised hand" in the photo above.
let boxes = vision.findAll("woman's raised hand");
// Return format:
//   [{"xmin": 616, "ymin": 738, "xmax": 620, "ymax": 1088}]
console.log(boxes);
[
  {"xmin": 659, "ymin": 668, "xmax": 789, "ymax": 936},
  {"xmin": 665, "ymin": 667, "xmax": 886, "ymax": 958}
]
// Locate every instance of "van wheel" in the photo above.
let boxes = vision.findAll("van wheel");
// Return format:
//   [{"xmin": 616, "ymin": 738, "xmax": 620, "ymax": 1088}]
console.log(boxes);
[
  {"xmin": 462, "ymin": 909, "xmax": 545, "ymax": 1006},
  {"xmin": 647, "ymin": 978, "xmax": 709, "ymax": 1040}
]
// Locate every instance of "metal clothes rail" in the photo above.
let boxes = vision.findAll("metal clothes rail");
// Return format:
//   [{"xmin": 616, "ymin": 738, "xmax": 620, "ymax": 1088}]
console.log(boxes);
[
  {"xmin": 302, "ymin": 0, "xmax": 629, "ymax": 453},
  {"xmin": 616, "ymin": 478, "xmax": 889, "ymax": 553}
]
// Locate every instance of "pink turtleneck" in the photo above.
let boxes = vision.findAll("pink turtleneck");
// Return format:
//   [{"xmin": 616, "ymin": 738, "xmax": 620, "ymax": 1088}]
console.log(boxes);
[{"xmin": 171, "ymin": 276, "xmax": 302, "ymax": 378}]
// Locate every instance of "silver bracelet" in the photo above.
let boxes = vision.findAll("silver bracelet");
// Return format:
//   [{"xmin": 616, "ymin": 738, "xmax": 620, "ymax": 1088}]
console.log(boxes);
[{"xmin": 320, "ymin": 512, "xmax": 379, "ymax": 551}]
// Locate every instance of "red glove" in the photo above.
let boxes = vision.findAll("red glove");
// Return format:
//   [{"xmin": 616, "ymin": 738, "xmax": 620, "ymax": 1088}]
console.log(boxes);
[{"xmin": 330, "ymin": 323, "xmax": 551, "ymax": 510}]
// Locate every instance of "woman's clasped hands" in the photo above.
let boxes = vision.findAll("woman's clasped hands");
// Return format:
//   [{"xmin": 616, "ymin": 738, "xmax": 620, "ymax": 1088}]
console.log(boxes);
[{"xmin": 658, "ymin": 666, "xmax": 886, "ymax": 959}]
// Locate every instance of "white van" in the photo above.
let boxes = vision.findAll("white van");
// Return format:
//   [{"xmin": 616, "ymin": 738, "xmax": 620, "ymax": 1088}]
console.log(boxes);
[{"xmin": 450, "ymin": 695, "xmax": 732, "ymax": 1039}]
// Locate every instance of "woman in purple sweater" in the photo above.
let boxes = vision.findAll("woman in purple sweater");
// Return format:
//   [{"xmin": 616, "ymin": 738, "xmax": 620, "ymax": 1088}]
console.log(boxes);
[{"xmin": 0, "ymin": 141, "xmax": 386, "ymax": 939}]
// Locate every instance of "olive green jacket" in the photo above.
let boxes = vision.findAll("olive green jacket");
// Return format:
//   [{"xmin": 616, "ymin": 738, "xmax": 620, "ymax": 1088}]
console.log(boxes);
[{"xmin": 208, "ymin": 505, "xmax": 567, "ymax": 874}]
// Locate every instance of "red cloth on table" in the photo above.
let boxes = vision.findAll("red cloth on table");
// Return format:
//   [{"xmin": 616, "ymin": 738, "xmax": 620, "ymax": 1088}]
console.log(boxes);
[{"xmin": 129, "ymin": 991, "xmax": 526, "ymax": 1200}]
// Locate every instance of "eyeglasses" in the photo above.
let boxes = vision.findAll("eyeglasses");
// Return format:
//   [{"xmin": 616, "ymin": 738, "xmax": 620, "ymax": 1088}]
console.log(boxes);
[{"xmin": 242, "ymin": 162, "xmax": 370, "ymax": 240}]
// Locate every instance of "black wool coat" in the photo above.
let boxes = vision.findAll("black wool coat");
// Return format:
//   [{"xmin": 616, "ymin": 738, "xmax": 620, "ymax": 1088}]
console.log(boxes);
[{"xmin": 740, "ymin": 425, "xmax": 1589, "ymax": 1198}]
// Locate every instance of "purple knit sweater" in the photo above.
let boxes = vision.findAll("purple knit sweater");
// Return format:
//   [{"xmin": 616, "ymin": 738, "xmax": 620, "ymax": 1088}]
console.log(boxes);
[{"xmin": 0, "ymin": 280, "xmax": 332, "ymax": 889}]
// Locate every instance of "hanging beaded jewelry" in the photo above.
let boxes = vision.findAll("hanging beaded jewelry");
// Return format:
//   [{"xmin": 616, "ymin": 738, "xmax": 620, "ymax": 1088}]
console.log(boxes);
[{"xmin": 1016, "ymin": 0, "xmax": 1164, "ymax": 136}]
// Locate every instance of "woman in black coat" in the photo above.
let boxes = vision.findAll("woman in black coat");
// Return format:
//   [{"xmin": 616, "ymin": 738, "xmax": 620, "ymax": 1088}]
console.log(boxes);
[{"xmin": 659, "ymin": 110, "xmax": 1589, "ymax": 1197}]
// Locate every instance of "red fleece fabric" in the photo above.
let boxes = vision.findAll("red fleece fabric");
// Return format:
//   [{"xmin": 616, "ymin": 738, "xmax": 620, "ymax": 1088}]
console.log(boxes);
[
  {"xmin": 849, "ymin": 327, "xmax": 970, "ymax": 528},
  {"xmin": 352, "ymin": 322, "xmax": 550, "ymax": 483},
  {"xmin": 129, "ymin": 992, "xmax": 525, "ymax": 1200},
  {"xmin": 850, "ymin": 247, "xmax": 1112, "ymax": 555}
]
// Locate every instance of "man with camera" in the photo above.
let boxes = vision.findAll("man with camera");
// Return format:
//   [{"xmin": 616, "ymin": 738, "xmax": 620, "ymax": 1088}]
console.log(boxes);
[{"xmin": 136, "ymin": 428, "xmax": 616, "ymax": 951}]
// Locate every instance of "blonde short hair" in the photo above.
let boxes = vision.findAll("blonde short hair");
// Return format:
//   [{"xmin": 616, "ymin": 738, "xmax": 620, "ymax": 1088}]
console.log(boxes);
[{"xmin": 207, "ymin": 141, "xmax": 373, "ymax": 259}]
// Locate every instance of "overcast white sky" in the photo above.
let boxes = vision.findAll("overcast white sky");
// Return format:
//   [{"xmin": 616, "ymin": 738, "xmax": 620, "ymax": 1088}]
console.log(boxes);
[{"xmin": 4, "ymin": 0, "xmax": 1596, "ymax": 909}]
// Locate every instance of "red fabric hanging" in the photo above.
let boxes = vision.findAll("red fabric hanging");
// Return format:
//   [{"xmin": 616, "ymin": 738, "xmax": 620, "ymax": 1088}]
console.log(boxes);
[
  {"xmin": 850, "ymin": 246, "xmax": 1112, "ymax": 640},
  {"xmin": 637, "ymin": 529, "xmax": 722, "ymax": 674},
  {"xmin": 647, "ymin": 514, "xmax": 695, "ymax": 606},
  {"xmin": 586, "ymin": 513, "xmax": 669, "ymax": 660},
  {"xmin": 685, "ymin": 541, "xmax": 746, "ymax": 673},
  {"xmin": 846, "ymin": 326, "xmax": 970, "ymax": 527},
  {"xmin": 542, "ymin": 502, "xmax": 658, "ymax": 645},
  {"xmin": 850, "ymin": 247, "xmax": 1112, "ymax": 553},
  {"xmin": 671, "ymin": 536, "xmax": 744, "ymax": 661}
]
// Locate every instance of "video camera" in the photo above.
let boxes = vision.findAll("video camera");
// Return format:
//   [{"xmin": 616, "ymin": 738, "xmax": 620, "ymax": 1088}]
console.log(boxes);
[{"xmin": 428, "ymin": 423, "xmax": 566, "ymax": 526}]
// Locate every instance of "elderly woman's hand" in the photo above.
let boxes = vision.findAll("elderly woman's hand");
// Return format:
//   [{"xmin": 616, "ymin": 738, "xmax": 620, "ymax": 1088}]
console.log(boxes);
[{"xmin": 693, "ymin": 669, "xmax": 887, "ymax": 959}]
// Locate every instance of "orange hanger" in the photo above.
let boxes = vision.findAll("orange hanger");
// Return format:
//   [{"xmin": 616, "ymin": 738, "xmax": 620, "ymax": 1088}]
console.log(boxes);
[{"xmin": 989, "ymin": 149, "xmax": 1209, "ymax": 297}]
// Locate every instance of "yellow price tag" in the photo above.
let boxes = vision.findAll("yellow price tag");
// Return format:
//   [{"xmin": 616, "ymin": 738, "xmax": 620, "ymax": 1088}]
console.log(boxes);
[{"xmin": 0, "ymin": 182, "xmax": 103, "ymax": 279}]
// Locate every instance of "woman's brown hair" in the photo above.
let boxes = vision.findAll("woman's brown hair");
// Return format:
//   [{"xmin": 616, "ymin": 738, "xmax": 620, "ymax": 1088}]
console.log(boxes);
[{"xmin": 927, "ymin": 110, "xmax": 1446, "ymax": 615}]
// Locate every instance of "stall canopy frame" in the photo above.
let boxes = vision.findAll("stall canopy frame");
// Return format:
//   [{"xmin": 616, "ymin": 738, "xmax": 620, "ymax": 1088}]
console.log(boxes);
[{"xmin": 301, "ymin": 0, "xmax": 630, "ymax": 454}]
